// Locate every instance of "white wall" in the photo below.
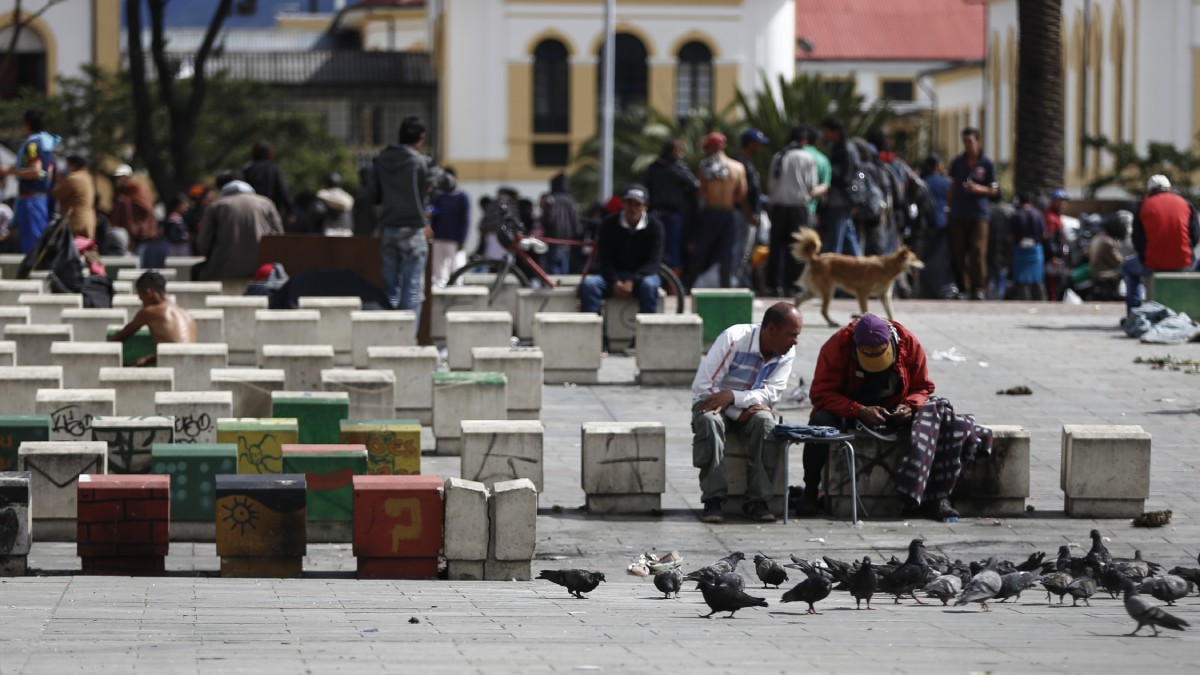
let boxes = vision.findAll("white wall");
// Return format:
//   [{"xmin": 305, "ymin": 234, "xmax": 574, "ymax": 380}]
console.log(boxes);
[{"xmin": 0, "ymin": 0, "xmax": 96, "ymax": 82}]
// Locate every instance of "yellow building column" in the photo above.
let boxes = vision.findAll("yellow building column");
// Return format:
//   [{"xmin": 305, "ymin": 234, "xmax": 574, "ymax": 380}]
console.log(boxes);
[
  {"xmin": 649, "ymin": 62, "xmax": 674, "ymax": 119},
  {"xmin": 713, "ymin": 63, "xmax": 738, "ymax": 114},
  {"xmin": 93, "ymin": 0, "xmax": 121, "ymax": 71},
  {"xmin": 570, "ymin": 61, "xmax": 597, "ymax": 160},
  {"xmin": 507, "ymin": 61, "xmax": 534, "ymax": 175}
]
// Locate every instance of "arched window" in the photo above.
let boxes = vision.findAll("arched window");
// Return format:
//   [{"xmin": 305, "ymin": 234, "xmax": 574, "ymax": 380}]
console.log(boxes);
[
  {"xmin": 0, "ymin": 24, "xmax": 46, "ymax": 99},
  {"xmin": 676, "ymin": 41, "xmax": 712, "ymax": 121},
  {"xmin": 533, "ymin": 39, "xmax": 569, "ymax": 134},
  {"xmin": 598, "ymin": 33, "xmax": 647, "ymax": 113}
]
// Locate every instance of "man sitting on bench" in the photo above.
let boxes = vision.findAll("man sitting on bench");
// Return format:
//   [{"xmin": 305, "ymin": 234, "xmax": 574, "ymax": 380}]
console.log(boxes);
[{"xmin": 108, "ymin": 271, "xmax": 197, "ymax": 366}]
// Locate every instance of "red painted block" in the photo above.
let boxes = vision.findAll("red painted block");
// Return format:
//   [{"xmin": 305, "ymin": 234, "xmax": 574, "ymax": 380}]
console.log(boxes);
[
  {"xmin": 352, "ymin": 475, "xmax": 444, "ymax": 559},
  {"xmin": 77, "ymin": 474, "xmax": 170, "ymax": 560},
  {"xmin": 77, "ymin": 499, "xmax": 126, "ymax": 524},
  {"xmin": 78, "ymin": 541, "xmax": 167, "ymax": 558},
  {"xmin": 78, "ymin": 474, "xmax": 170, "ymax": 500},
  {"xmin": 125, "ymin": 498, "xmax": 171, "ymax": 522},
  {"xmin": 81, "ymin": 556, "xmax": 165, "ymax": 576},
  {"xmin": 356, "ymin": 557, "xmax": 439, "ymax": 580}
]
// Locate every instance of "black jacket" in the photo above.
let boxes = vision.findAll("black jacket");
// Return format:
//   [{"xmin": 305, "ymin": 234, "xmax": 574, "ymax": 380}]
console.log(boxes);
[
  {"xmin": 826, "ymin": 137, "xmax": 860, "ymax": 205},
  {"xmin": 644, "ymin": 158, "xmax": 699, "ymax": 212},
  {"xmin": 595, "ymin": 211, "xmax": 664, "ymax": 284}
]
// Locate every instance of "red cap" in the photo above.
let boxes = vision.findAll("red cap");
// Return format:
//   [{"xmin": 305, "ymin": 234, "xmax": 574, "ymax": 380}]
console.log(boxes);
[
  {"xmin": 254, "ymin": 263, "xmax": 274, "ymax": 282},
  {"xmin": 701, "ymin": 132, "xmax": 727, "ymax": 149}
]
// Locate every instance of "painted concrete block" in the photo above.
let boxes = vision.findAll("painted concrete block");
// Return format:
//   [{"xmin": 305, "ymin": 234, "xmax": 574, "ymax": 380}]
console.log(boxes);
[
  {"xmin": 150, "ymin": 443, "xmax": 237, "ymax": 522},
  {"xmin": 0, "ymin": 366, "xmax": 62, "ymax": 414},
  {"xmin": 215, "ymin": 473, "xmax": 306, "ymax": 577},
  {"xmin": 321, "ymin": 369, "xmax": 396, "ymax": 420},
  {"xmin": 460, "ymin": 420, "xmax": 544, "ymax": 491},
  {"xmin": 470, "ymin": 347, "xmax": 543, "ymax": 417},
  {"xmin": 205, "ymin": 295, "xmax": 268, "ymax": 356},
  {"xmin": 350, "ymin": 310, "xmax": 416, "ymax": 367},
  {"xmin": 154, "ymin": 391, "xmax": 233, "ymax": 444},
  {"xmin": 255, "ymin": 309, "xmax": 321, "ymax": 357},
  {"xmin": 0, "ymin": 415, "xmax": 51, "ymax": 472},
  {"xmin": 91, "ymin": 416, "xmax": 175, "ymax": 474},
  {"xmin": 36, "ymin": 389, "xmax": 116, "ymax": 443},
  {"xmin": 298, "ymin": 297, "xmax": 362, "ymax": 364},
  {"xmin": 76, "ymin": 474, "xmax": 170, "ymax": 572},
  {"xmin": 352, "ymin": 474, "xmax": 443, "ymax": 559},
  {"xmin": 105, "ymin": 325, "xmax": 155, "ymax": 366},
  {"xmin": 532, "ymin": 313, "xmax": 601, "ymax": 383},
  {"xmin": 635, "ymin": 313, "xmax": 703, "ymax": 386},
  {"xmin": 581, "ymin": 422, "xmax": 666, "ymax": 508},
  {"xmin": 281, "ymin": 444, "xmax": 368, "ymax": 522},
  {"xmin": 98, "ymin": 367, "xmax": 174, "ymax": 416},
  {"xmin": 443, "ymin": 477, "xmax": 489, "ymax": 562},
  {"xmin": 488, "ymin": 478, "xmax": 536, "ymax": 561},
  {"xmin": 17, "ymin": 293, "xmax": 81, "ymax": 324},
  {"xmin": 6, "ymin": 324, "xmax": 73, "ymax": 366},
  {"xmin": 18, "ymin": 441, "xmax": 107, "ymax": 522},
  {"xmin": 209, "ymin": 368, "xmax": 285, "ymax": 418},
  {"xmin": 0, "ymin": 471, "xmax": 32, "ymax": 573},
  {"xmin": 261, "ymin": 344, "xmax": 334, "ymax": 391},
  {"xmin": 215, "ymin": 418, "xmax": 300, "ymax": 475},
  {"xmin": 429, "ymin": 286, "xmax": 488, "ymax": 341},
  {"xmin": 445, "ymin": 311, "xmax": 513, "ymax": 370},
  {"xmin": 189, "ymin": 309, "xmax": 226, "ymax": 345},
  {"xmin": 431, "ymin": 372, "xmax": 506, "ymax": 455},
  {"xmin": 49, "ymin": 342, "xmax": 123, "ymax": 389},
  {"xmin": 156, "ymin": 343, "xmax": 228, "ymax": 391},
  {"xmin": 339, "ymin": 419, "xmax": 421, "ymax": 476},
  {"xmin": 271, "ymin": 391, "xmax": 350, "ymax": 444},
  {"xmin": 366, "ymin": 345, "xmax": 437, "ymax": 424},
  {"xmin": 60, "ymin": 308, "xmax": 127, "ymax": 342},
  {"xmin": 515, "ymin": 287, "xmax": 577, "ymax": 341},
  {"xmin": 1062, "ymin": 424, "xmax": 1152, "ymax": 518}
]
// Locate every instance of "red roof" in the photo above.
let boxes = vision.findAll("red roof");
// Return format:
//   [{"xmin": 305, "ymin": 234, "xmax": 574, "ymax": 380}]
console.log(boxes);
[{"xmin": 796, "ymin": 0, "xmax": 985, "ymax": 62}]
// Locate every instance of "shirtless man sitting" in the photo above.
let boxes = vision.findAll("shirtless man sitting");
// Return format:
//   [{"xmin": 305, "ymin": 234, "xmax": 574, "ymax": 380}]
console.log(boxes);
[{"xmin": 108, "ymin": 271, "xmax": 197, "ymax": 366}]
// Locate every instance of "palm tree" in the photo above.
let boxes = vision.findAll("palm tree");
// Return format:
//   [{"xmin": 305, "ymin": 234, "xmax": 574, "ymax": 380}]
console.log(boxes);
[{"xmin": 1014, "ymin": 0, "xmax": 1064, "ymax": 197}]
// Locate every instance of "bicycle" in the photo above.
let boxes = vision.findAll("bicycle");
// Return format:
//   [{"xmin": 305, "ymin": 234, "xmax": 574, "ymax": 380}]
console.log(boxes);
[{"xmin": 448, "ymin": 203, "xmax": 686, "ymax": 312}]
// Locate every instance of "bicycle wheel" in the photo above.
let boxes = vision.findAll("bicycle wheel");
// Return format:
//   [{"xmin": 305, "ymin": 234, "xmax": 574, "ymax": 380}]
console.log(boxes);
[
  {"xmin": 447, "ymin": 259, "xmax": 530, "ymax": 306},
  {"xmin": 657, "ymin": 263, "xmax": 686, "ymax": 313}
]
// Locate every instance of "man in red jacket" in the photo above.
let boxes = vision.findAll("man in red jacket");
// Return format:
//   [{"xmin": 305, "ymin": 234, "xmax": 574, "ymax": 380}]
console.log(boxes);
[
  {"xmin": 1121, "ymin": 175, "xmax": 1200, "ymax": 313},
  {"xmin": 798, "ymin": 314, "xmax": 946, "ymax": 517}
]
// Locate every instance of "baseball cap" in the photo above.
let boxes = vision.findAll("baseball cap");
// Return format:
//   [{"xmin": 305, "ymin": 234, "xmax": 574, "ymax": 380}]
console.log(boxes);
[
  {"xmin": 701, "ymin": 132, "xmax": 726, "ymax": 150},
  {"xmin": 741, "ymin": 128, "xmax": 769, "ymax": 146},
  {"xmin": 622, "ymin": 184, "xmax": 648, "ymax": 204},
  {"xmin": 1147, "ymin": 175, "xmax": 1171, "ymax": 192},
  {"xmin": 112, "ymin": 164, "xmax": 133, "ymax": 178},
  {"xmin": 852, "ymin": 314, "xmax": 895, "ymax": 373},
  {"xmin": 1050, "ymin": 189, "xmax": 1068, "ymax": 201}
]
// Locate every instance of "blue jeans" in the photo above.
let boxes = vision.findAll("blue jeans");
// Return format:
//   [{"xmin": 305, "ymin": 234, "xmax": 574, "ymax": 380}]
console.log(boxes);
[
  {"xmin": 542, "ymin": 245, "xmax": 570, "ymax": 275},
  {"xmin": 821, "ymin": 205, "xmax": 862, "ymax": 256},
  {"xmin": 15, "ymin": 197, "xmax": 49, "ymax": 254},
  {"xmin": 654, "ymin": 210, "xmax": 684, "ymax": 269},
  {"xmin": 381, "ymin": 227, "xmax": 427, "ymax": 313},
  {"xmin": 579, "ymin": 272, "xmax": 660, "ymax": 314}
]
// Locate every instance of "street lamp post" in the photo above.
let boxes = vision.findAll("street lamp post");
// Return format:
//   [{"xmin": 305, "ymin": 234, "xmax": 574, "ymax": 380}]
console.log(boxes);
[{"xmin": 600, "ymin": 0, "xmax": 616, "ymax": 203}]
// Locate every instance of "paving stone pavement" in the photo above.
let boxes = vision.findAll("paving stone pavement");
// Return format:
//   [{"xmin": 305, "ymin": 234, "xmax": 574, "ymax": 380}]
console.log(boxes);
[{"xmin": 3, "ymin": 299, "xmax": 1199, "ymax": 674}]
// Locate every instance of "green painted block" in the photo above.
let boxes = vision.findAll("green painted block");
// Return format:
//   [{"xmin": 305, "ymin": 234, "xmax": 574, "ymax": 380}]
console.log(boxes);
[
  {"xmin": 1150, "ymin": 273, "xmax": 1200, "ymax": 318},
  {"xmin": 431, "ymin": 371, "xmax": 506, "ymax": 386},
  {"xmin": 0, "ymin": 415, "xmax": 52, "ymax": 472},
  {"xmin": 340, "ymin": 419, "xmax": 422, "ymax": 476},
  {"xmin": 107, "ymin": 326, "xmax": 155, "ymax": 367},
  {"xmin": 271, "ymin": 393, "xmax": 350, "ymax": 444},
  {"xmin": 692, "ymin": 289, "xmax": 754, "ymax": 344},
  {"xmin": 216, "ymin": 418, "xmax": 300, "ymax": 474},
  {"xmin": 150, "ymin": 443, "xmax": 238, "ymax": 522},
  {"xmin": 281, "ymin": 445, "xmax": 368, "ymax": 521}
]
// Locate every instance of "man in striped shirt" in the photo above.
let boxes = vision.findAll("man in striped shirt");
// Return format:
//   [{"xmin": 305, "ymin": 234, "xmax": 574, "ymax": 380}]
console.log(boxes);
[{"xmin": 691, "ymin": 302, "xmax": 803, "ymax": 523}]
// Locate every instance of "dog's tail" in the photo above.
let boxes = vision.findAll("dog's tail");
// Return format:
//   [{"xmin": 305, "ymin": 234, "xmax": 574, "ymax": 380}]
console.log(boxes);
[{"xmin": 790, "ymin": 228, "xmax": 822, "ymax": 262}]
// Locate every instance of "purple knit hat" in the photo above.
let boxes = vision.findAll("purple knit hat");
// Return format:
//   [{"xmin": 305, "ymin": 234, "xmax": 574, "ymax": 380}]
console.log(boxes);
[{"xmin": 852, "ymin": 314, "xmax": 891, "ymax": 347}]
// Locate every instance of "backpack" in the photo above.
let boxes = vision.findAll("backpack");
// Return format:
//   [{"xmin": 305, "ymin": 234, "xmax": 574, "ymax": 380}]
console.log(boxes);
[{"xmin": 848, "ymin": 167, "xmax": 885, "ymax": 221}]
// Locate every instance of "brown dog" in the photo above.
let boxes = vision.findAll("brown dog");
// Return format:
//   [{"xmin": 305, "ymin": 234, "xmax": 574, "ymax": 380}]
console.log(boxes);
[{"xmin": 789, "ymin": 228, "xmax": 925, "ymax": 327}]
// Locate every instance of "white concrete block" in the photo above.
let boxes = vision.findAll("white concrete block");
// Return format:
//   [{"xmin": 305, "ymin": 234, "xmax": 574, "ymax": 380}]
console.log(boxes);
[
  {"xmin": 97, "ymin": 256, "xmax": 139, "ymax": 274},
  {"xmin": 97, "ymin": 367, "xmax": 174, "ymax": 416},
  {"xmin": 36, "ymin": 388, "xmax": 117, "ymax": 442},
  {"xmin": 0, "ymin": 366, "xmax": 63, "ymax": 413},
  {"xmin": 470, "ymin": 347, "xmax": 543, "ymax": 417},
  {"xmin": 636, "ymin": 313, "xmax": 703, "ymax": 385},
  {"xmin": 0, "ymin": 340, "xmax": 16, "ymax": 366},
  {"xmin": 17, "ymin": 294, "xmax": 82, "ymax": 324},
  {"xmin": 460, "ymin": 273, "xmax": 520, "ymax": 318},
  {"xmin": 488, "ymin": 478, "xmax": 537, "ymax": 561},
  {"xmin": 261, "ymin": 344, "xmax": 335, "ymax": 391},
  {"xmin": 164, "ymin": 256, "xmax": 205, "ymax": 280},
  {"xmin": 953, "ymin": 425, "xmax": 1030, "ymax": 517},
  {"xmin": 443, "ymin": 477, "xmax": 490, "ymax": 561},
  {"xmin": 205, "ymin": 295, "xmax": 268, "ymax": 356},
  {"xmin": 18, "ymin": 441, "xmax": 107, "ymax": 521},
  {"xmin": 5, "ymin": 324, "xmax": 73, "ymax": 366},
  {"xmin": 581, "ymin": 422, "xmax": 666, "ymax": 497},
  {"xmin": 209, "ymin": 368, "xmax": 286, "ymax": 418},
  {"xmin": 49, "ymin": 341, "xmax": 123, "ymax": 389},
  {"xmin": 255, "ymin": 309, "xmax": 321, "ymax": 358},
  {"xmin": 549, "ymin": 274, "xmax": 583, "ymax": 287},
  {"xmin": 189, "ymin": 309, "xmax": 225, "ymax": 344},
  {"xmin": 430, "ymin": 286, "xmax": 488, "ymax": 341},
  {"xmin": 446, "ymin": 311, "xmax": 513, "ymax": 370},
  {"xmin": 532, "ymin": 312, "xmax": 602, "ymax": 383},
  {"xmin": 60, "ymin": 308, "xmax": 127, "ymax": 342},
  {"xmin": 350, "ymin": 310, "xmax": 416, "ymax": 367},
  {"xmin": 299, "ymin": 297, "xmax": 362, "ymax": 364},
  {"xmin": 0, "ymin": 280, "xmax": 42, "ymax": 305},
  {"xmin": 321, "ymin": 369, "xmax": 396, "ymax": 420},
  {"xmin": 0, "ymin": 255, "xmax": 25, "ymax": 281},
  {"xmin": 165, "ymin": 281, "xmax": 223, "ymax": 310},
  {"xmin": 113, "ymin": 294, "xmax": 174, "ymax": 309},
  {"xmin": 461, "ymin": 420, "xmax": 544, "ymax": 491},
  {"xmin": 515, "ymin": 287, "xmax": 577, "ymax": 341},
  {"xmin": 111, "ymin": 280, "xmax": 133, "ymax": 294},
  {"xmin": 366, "ymin": 345, "xmax": 438, "ymax": 423},
  {"xmin": 117, "ymin": 267, "xmax": 176, "ymax": 281},
  {"xmin": 431, "ymin": 372, "xmax": 507, "ymax": 455},
  {"xmin": 447, "ymin": 560, "xmax": 486, "ymax": 581},
  {"xmin": 155, "ymin": 390, "xmax": 232, "ymax": 445},
  {"xmin": 156, "ymin": 343, "xmax": 229, "ymax": 391},
  {"xmin": 0, "ymin": 306, "xmax": 31, "ymax": 334},
  {"xmin": 90, "ymin": 415, "xmax": 174, "ymax": 474},
  {"xmin": 1062, "ymin": 424, "xmax": 1152, "ymax": 518}
]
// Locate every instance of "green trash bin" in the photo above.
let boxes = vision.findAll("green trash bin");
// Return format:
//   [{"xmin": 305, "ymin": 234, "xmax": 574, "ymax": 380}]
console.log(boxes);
[{"xmin": 692, "ymin": 289, "xmax": 754, "ymax": 344}]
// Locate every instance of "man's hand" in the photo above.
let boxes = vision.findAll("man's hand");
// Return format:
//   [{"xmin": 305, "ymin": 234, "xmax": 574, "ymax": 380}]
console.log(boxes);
[
  {"xmin": 697, "ymin": 390, "xmax": 735, "ymax": 413},
  {"xmin": 887, "ymin": 404, "xmax": 913, "ymax": 423},
  {"xmin": 613, "ymin": 279, "xmax": 634, "ymax": 299},
  {"xmin": 423, "ymin": 224, "xmax": 435, "ymax": 243},
  {"xmin": 856, "ymin": 405, "xmax": 888, "ymax": 426},
  {"xmin": 737, "ymin": 403, "xmax": 769, "ymax": 422},
  {"xmin": 132, "ymin": 354, "xmax": 156, "ymax": 368}
]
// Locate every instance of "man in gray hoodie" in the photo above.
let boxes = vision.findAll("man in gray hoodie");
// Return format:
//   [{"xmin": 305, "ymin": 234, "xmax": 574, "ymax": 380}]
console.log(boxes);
[{"xmin": 368, "ymin": 116, "xmax": 455, "ymax": 318}]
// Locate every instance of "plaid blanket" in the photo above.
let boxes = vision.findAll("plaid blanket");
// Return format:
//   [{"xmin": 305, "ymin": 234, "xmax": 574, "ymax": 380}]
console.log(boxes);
[{"xmin": 895, "ymin": 396, "xmax": 993, "ymax": 504}]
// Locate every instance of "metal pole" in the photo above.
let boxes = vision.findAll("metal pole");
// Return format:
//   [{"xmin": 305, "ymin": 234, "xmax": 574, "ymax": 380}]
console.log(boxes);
[{"xmin": 600, "ymin": 0, "xmax": 616, "ymax": 202}]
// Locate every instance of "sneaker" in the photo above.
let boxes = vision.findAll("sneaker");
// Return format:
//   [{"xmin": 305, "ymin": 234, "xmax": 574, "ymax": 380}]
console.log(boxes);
[
  {"xmin": 901, "ymin": 496, "xmax": 923, "ymax": 516},
  {"xmin": 936, "ymin": 498, "xmax": 959, "ymax": 520},
  {"xmin": 971, "ymin": 290, "xmax": 987, "ymax": 301},
  {"xmin": 699, "ymin": 500, "xmax": 724, "ymax": 524},
  {"xmin": 744, "ymin": 501, "xmax": 777, "ymax": 523}
]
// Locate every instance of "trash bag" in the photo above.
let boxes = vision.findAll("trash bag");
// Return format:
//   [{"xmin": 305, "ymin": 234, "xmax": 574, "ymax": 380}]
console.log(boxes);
[
  {"xmin": 17, "ymin": 215, "xmax": 84, "ymax": 293},
  {"xmin": 1122, "ymin": 301, "xmax": 1176, "ymax": 338},
  {"xmin": 1140, "ymin": 312, "xmax": 1198, "ymax": 345}
]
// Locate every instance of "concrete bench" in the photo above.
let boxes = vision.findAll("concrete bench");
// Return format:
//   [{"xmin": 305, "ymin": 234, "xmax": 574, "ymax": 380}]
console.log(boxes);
[
  {"xmin": 430, "ymin": 286, "xmax": 488, "ymax": 342},
  {"xmin": 18, "ymin": 440, "xmax": 107, "ymax": 541},
  {"xmin": 446, "ymin": 311, "xmax": 513, "ymax": 371},
  {"xmin": 149, "ymin": 442, "xmax": 237, "ymax": 540},
  {"xmin": 352, "ymin": 475, "xmax": 443, "ymax": 579},
  {"xmin": 60, "ymin": 308, "xmax": 127, "ymax": 342},
  {"xmin": 50, "ymin": 342, "xmax": 122, "ymax": 389},
  {"xmin": 189, "ymin": 309, "xmax": 226, "ymax": 344},
  {"xmin": 692, "ymin": 288, "xmax": 754, "ymax": 346},
  {"xmin": 532, "ymin": 312, "xmax": 601, "ymax": 384},
  {"xmin": 163, "ymin": 256, "xmax": 205, "ymax": 280},
  {"xmin": 155, "ymin": 391, "xmax": 233, "ymax": 445},
  {"xmin": 322, "ymin": 369, "xmax": 396, "ymax": 420},
  {"xmin": 164, "ymin": 281, "xmax": 223, "ymax": 310},
  {"xmin": 91, "ymin": 415, "xmax": 175, "ymax": 474},
  {"xmin": 117, "ymin": 268, "xmax": 176, "ymax": 281},
  {"xmin": 281, "ymin": 444, "xmax": 367, "ymax": 529},
  {"xmin": 299, "ymin": 297, "xmax": 363, "ymax": 365},
  {"xmin": 340, "ymin": 419, "xmax": 422, "ymax": 476},
  {"xmin": 113, "ymin": 294, "xmax": 174, "ymax": 310},
  {"xmin": 76, "ymin": 474, "xmax": 171, "ymax": 575},
  {"xmin": 0, "ymin": 279, "xmax": 43, "ymax": 305},
  {"xmin": 215, "ymin": 473, "xmax": 306, "ymax": 578},
  {"xmin": 156, "ymin": 343, "xmax": 229, "ymax": 391},
  {"xmin": 444, "ymin": 477, "xmax": 489, "ymax": 581},
  {"xmin": 581, "ymin": 421, "xmax": 666, "ymax": 514},
  {"xmin": 0, "ymin": 471, "xmax": 31, "ymax": 575},
  {"xmin": 6, "ymin": 324, "xmax": 73, "ymax": 366},
  {"xmin": 351, "ymin": 310, "xmax": 416, "ymax": 367},
  {"xmin": 0, "ymin": 340, "xmax": 13, "ymax": 366},
  {"xmin": 367, "ymin": 345, "xmax": 438, "ymax": 424},
  {"xmin": 209, "ymin": 368, "xmax": 286, "ymax": 418},
  {"xmin": 722, "ymin": 430, "xmax": 789, "ymax": 518},
  {"xmin": 205, "ymin": 296, "xmax": 268, "ymax": 364},
  {"xmin": 1147, "ymin": 272, "xmax": 1200, "ymax": 317},
  {"xmin": 36, "ymin": 389, "xmax": 116, "ymax": 442},
  {"xmin": 486, "ymin": 478, "xmax": 536, "ymax": 581},
  {"xmin": 18, "ymin": 294, "xmax": 81, "ymax": 324},
  {"xmin": 261, "ymin": 344, "xmax": 335, "ymax": 391},
  {"xmin": 461, "ymin": 420, "xmax": 544, "ymax": 492},
  {"xmin": 272, "ymin": 391, "xmax": 350, "ymax": 444},
  {"xmin": 216, "ymin": 417, "xmax": 300, "ymax": 475},
  {"xmin": 470, "ymin": 347, "xmax": 543, "ymax": 419},
  {"xmin": 635, "ymin": 313, "xmax": 702, "ymax": 386},
  {"xmin": 460, "ymin": 273, "xmax": 521, "ymax": 318},
  {"xmin": 515, "ymin": 288, "xmax": 577, "ymax": 342},
  {"xmin": 98, "ymin": 367, "xmax": 174, "ymax": 416},
  {"xmin": 431, "ymin": 372, "xmax": 506, "ymax": 456},
  {"xmin": 1061, "ymin": 424, "xmax": 1151, "ymax": 518},
  {"xmin": 255, "ymin": 310, "xmax": 321, "ymax": 360},
  {"xmin": 0, "ymin": 307, "xmax": 31, "ymax": 337},
  {"xmin": 600, "ymin": 292, "xmax": 666, "ymax": 351},
  {"xmin": 0, "ymin": 366, "xmax": 63, "ymax": 413},
  {"xmin": 0, "ymin": 414, "xmax": 51, "ymax": 471}
]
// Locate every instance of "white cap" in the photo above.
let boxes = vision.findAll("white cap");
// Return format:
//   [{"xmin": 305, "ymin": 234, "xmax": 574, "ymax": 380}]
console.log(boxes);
[
  {"xmin": 1147, "ymin": 174, "xmax": 1171, "ymax": 192},
  {"xmin": 112, "ymin": 164, "xmax": 133, "ymax": 178}
]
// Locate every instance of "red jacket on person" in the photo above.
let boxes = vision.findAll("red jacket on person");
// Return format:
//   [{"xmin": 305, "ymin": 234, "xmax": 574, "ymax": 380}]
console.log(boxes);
[
  {"xmin": 809, "ymin": 318, "xmax": 935, "ymax": 420},
  {"xmin": 1135, "ymin": 191, "xmax": 1199, "ymax": 271}
]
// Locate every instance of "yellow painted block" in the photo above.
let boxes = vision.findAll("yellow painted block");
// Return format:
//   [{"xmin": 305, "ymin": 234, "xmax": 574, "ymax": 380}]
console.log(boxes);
[
  {"xmin": 339, "ymin": 420, "xmax": 421, "ymax": 476},
  {"xmin": 219, "ymin": 557, "xmax": 303, "ymax": 578},
  {"xmin": 216, "ymin": 418, "xmax": 300, "ymax": 475}
]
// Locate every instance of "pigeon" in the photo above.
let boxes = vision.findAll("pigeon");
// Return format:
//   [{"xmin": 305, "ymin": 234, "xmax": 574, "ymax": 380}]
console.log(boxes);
[
  {"xmin": 955, "ymin": 556, "xmax": 1002, "ymax": 612},
  {"xmin": 848, "ymin": 556, "xmax": 878, "ymax": 610},
  {"xmin": 993, "ymin": 571, "xmax": 1038, "ymax": 603},
  {"xmin": 1098, "ymin": 566, "xmax": 1126, "ymax": 599},
  {"xmin": 697, "ymin": 578, "xmax": 769, "ymax": 618},
  {"xmin": 714, "ymin": 571, "xmax": 745, "ymax": 590},
  {"xmin": 1167, "ymin": 561, "xmax": 1200, "ymax": 588},
  {"xmin": 1040, "ymin": 571, "xmax": 1073, "ymax": 604},
  {"xmin": 921, "ymin": 575, "xmax": 963, "ymax": 606},
  {"xmin": 1044, "ymin": 544, "xmax": 1093, "ymax": 578},
  {"xmin": 879, "ymin": 539, "xmax": 930, "ymax": 604},
  {"xmin": 1087, "ymin": 529, "xmax": 1113, "ymax": 567},
  {"xmin": 653, "ymin": 567, "xmax": 682, "ymax": 599},
  {"xmin": 1138, "ymin": 575, "xmax": 1194, "ymax": 606},
  {"xmin": 780, "ymin": 560, "xmax": 832, "ymax": 614},
  {"xmin": 1013, "ymin": 551, "xmax": 1046, "ymax": 573},
  {"xmin": 754, "ymin": 553, "xmax": 789, "ymax": 589},
  {"xmin": 684, "ymin": 552, "xmax": 746, "ymax": 587},
  {"xmin": 819, "ymin": 555, "xmax": 855, "ymax": 590},
  {"xmin": 536, "ymin": 569, "xmax": 606, "ymax": 599},
  {"xmin": 1121, "ymin": 575, "xmax": 1190, "ymax": 636},
  {"xmin": 1065, "ymin": 568, "xmax": 1097, "ymax": 607},
  {"xmin": 1112, "ymin": 550, "xmax": 1161, "ymax": 581}
]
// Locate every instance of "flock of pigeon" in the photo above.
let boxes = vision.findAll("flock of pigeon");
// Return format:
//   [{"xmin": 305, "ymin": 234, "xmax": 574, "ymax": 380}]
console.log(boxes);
[{"xmin": 536, "ymin": 529, "xmax": 1197, "ymax": 637}]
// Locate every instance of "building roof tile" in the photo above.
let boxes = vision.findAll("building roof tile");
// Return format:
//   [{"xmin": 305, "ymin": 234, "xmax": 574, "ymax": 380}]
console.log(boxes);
[{"xmin": 796, "ymin": 0, "xmax": 985, "ymax": 62}]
